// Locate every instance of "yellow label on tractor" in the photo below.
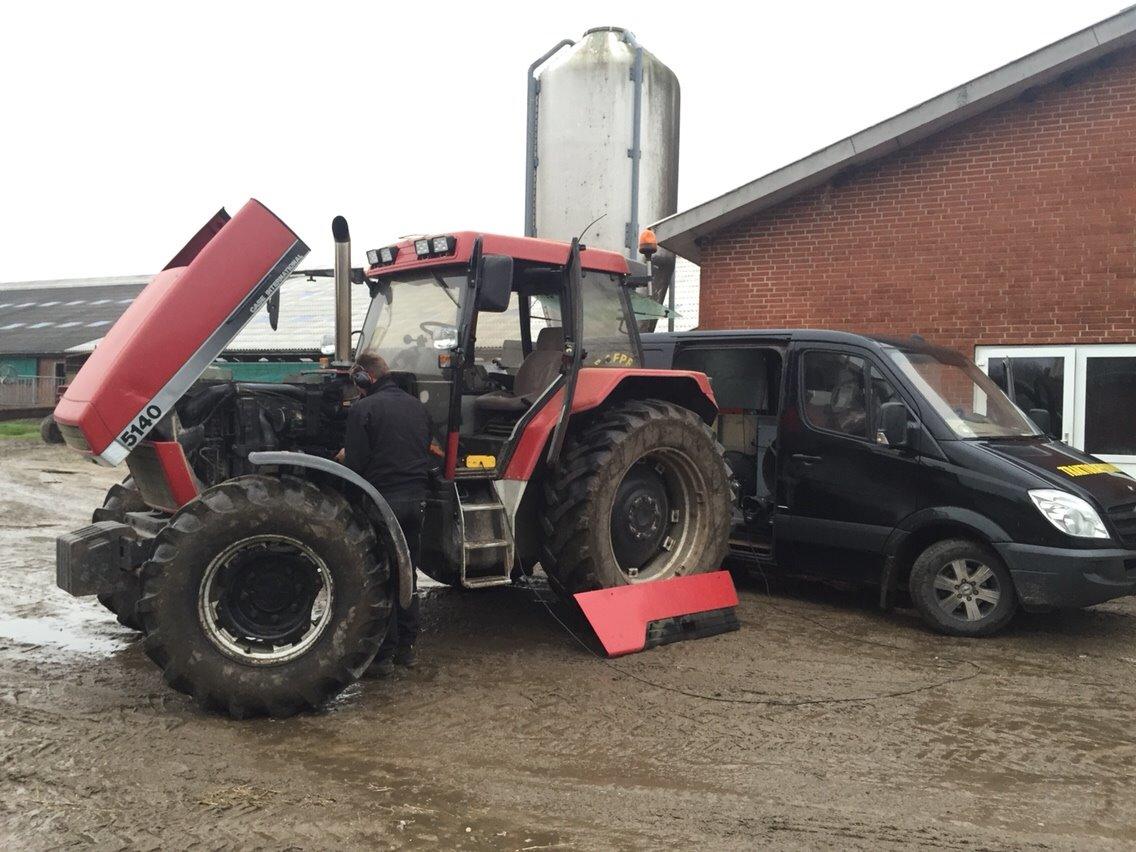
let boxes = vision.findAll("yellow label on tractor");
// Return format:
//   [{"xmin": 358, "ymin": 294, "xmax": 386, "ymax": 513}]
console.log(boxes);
[
  {"xmin": 1057, "ymin": 462, "xmax": 1121, "ymax": 477},
  {"xmin": 465, "ymin": 454, "xmax": 497, "ymax": 470}
]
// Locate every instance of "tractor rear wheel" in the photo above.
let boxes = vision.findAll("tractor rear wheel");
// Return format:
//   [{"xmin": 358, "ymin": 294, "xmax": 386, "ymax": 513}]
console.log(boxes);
[
  {"xmin": 138, "ymin": 475, "xmax": 391, "ymax": 718},
  {"xmin": 95, "ymin": 479, "xmax": 148, "ymax": 631},
  {"xmin": 40, "ymin": 414, "xmax": 63, "ymax": 444},
  {"xmin": 541, "ymin": 399, "xmax": 731, "ymax": 596}
]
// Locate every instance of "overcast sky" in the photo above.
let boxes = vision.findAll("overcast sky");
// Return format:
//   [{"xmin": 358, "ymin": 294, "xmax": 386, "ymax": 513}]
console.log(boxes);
[{"xmin": 0, "ymin": 0, "xmax": 1126, "ymax": 282}]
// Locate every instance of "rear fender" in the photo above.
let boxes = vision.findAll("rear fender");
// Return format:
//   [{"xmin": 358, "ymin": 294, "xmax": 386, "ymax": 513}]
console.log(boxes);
[
  {"xmin": 247, "ymin": 452, "xmax": 413, "ymax": 608},
  {"xmin": 503, "ymin": 368, "xmax": 718, "ymax": 481}
]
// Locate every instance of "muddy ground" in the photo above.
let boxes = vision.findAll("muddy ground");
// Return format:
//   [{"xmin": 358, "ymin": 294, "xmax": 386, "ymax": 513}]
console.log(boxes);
[{"xmin": 2, "ymin": 441, "xmax": 1136, "ymax": 849}]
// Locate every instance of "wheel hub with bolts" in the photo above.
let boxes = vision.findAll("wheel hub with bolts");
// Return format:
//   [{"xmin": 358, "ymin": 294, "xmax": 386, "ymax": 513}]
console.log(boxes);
[
  {"xmin": 199, "ymin": 535, "xmax": 334, "ymax": 664},
  {"xmin": 933, "ymin": 558, "xmax": 1000, "ymax": 622},
  {"xmin": 609, "ymin": 459, "xmax": 673, "ymax": 573},
  {"xmin": 627, "ymin": 494, "xmax": 662, "ymax": 540}
]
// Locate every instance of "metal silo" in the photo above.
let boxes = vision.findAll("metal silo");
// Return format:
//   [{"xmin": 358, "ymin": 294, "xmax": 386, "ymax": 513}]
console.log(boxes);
[{"xmin": 525, "ymin": 27, "xmax": 680, "ymax": 305}]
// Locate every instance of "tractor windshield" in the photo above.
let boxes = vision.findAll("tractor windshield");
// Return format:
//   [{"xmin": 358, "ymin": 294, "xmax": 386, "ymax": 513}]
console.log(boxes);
[{"xmin": 357, "ymin": 270, "xmax": 465, "ymax": 376}]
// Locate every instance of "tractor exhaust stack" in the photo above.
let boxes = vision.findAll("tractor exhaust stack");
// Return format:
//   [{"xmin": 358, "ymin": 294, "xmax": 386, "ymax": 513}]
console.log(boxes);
[{"xmin": 332, "ymin": 215, "xmax": 352, "ymax": 364}]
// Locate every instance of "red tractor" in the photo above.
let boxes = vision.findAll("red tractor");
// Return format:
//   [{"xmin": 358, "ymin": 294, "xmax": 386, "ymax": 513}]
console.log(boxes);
[{"xmin": 54, "ymin": 200, "xmax": 731, "ymax": 717}]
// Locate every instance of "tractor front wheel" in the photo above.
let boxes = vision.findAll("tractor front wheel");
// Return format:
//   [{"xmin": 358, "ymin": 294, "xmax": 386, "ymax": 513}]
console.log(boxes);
[
  {"xmin": 138, "ymin": 475, "xmax": 391, "ymax": 718},
  {"xmin": 95, "ymin": 479, "xmax": 149, "ymax": 631},
  {"xmin": 541, "ymin": 399, "xmax": 731, "ymax": 596}
]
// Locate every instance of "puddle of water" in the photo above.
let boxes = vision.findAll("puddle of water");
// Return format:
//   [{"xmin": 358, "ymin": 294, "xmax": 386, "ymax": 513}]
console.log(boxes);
[{"xmin": 0, "ymin": 613, "xmax": 131, "ymax": 657}]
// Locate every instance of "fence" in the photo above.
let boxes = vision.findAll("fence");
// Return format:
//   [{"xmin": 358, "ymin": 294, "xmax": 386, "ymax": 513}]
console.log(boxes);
[{"xmin": 0, "ymin": 376, "xmax": 63, "ymax": 409}]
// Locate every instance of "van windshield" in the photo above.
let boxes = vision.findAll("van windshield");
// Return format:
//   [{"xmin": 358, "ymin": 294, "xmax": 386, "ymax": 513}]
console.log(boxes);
[{"xmin": 886, "ymin": 348, "xmax": 1039, "ymax": 439}]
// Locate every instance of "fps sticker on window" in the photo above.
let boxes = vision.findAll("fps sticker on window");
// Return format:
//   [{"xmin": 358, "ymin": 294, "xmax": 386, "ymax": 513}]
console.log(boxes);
[{"xmin": 119, "ymin": 404, "xmax": 163, "ymax": 449}]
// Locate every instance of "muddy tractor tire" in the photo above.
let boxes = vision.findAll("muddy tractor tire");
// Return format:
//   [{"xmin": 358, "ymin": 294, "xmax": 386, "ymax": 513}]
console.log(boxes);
[
  {"xmin": 541, "ymin": 399, "xmax": 732, "ymax": 596},
  {"xmin": 138, "ymin": 475, "xmax": 392, "ymax": 718},
  {"xmin": 95, "ymin": 479, "xmax": 149, "ymax": 631},
  {"xmin": 40, "ymin": 414, "xmax": 63, "ymax": 444}
]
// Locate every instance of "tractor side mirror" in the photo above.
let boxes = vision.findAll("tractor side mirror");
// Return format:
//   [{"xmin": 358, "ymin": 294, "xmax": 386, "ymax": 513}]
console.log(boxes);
[
  {"xmin": 267, "ymin": 289, "xmax": 282, "ymax": 330},
  {"xmin": 477, "ymin": 254, "xmax": 513, "ymax": 312},
  {"xmin": 878, "ymin": 401, "xmax": 912, "ymax": 448},
  {"xmin": 1028, "ymin": 408, "xmax": 1053, "ymax": 437}
]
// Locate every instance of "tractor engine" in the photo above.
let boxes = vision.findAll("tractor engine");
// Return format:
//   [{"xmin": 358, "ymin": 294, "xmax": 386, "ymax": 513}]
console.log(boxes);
[{"xmin": 172, "ymin": 373, "xmax": 350, "ymax": 489}]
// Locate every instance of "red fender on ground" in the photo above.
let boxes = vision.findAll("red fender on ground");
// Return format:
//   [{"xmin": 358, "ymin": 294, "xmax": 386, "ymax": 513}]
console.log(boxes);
[{"xmin": 573, "ymin": 571, "xmax": 740, "ymax": 657}]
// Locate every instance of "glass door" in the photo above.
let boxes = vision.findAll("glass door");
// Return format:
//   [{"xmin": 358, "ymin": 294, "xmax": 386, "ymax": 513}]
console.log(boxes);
[
  {"xmin": 974, "ymin": 346, "xmax": 1074, "ymax": 444},
  {"xmin": 976, "ymin": 344, "xmax": 1136, "ymax": 477},
  {"xmin": 1074, "ymin": 346, "xmax": 1136, "ymax": 474}
]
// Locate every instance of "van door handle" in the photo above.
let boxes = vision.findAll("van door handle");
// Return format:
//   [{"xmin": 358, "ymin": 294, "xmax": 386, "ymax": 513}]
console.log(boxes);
[{"xmin": 791, "ymin": 453, "xmax": 823, "ymax": 464}]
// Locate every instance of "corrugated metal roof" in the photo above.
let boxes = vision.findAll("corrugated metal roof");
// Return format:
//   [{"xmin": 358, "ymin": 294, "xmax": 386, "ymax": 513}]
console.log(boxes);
[
  {"xmin": 225, "ymin": 274, "xmax": 369, "ymax": 353},
  {"xmin": 60, "ymin": 273, "xmax": 369, "ymax": 356},
  {"xmin": 0, "ymin": 277, "xmax": 149, "ymax": 355},
  {"xmin": 653, "ymin": 6, "xmax": 1136, "ymax": 262},
  {"xmin": 0, "ymin": 274, "xmax": 152, "ymax": 292}
]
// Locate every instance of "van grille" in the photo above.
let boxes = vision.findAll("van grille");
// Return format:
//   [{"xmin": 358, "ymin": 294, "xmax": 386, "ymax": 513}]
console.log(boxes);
[{"xmin": 1107, "ymin": 502, "xmax": 1136, "ymax": 549}]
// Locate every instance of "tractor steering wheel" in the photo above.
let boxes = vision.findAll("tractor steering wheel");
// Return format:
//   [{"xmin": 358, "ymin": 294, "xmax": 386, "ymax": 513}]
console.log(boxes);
[{"xmin": 420, "ymin": 321, "xmax": 455, "ymax": 340}]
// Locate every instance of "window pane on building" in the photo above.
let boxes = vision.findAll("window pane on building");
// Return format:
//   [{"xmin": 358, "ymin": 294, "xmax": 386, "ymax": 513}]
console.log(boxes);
[
  {"xmin": 1008, "ymin": 357, "xmax": 1064, "ymax": 439},
  {"xmin": 1085, "ymin": 357, "xmax": 1136, "ymax": 455},
  {"xmin": 988, "ymin": 358, "xmax": 1009, "ymax": 393}
]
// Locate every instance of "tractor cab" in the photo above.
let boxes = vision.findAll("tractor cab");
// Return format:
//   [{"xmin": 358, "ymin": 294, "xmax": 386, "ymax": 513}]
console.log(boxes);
[{"xmin": 359, "ymin": 232, "xmax": 647, "ymax": 480}]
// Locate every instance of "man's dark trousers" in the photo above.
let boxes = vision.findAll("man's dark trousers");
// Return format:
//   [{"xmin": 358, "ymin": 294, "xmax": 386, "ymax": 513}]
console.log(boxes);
[{"xmin": 378, "ymin": 494, "xmax": 423, "ymax": 658}]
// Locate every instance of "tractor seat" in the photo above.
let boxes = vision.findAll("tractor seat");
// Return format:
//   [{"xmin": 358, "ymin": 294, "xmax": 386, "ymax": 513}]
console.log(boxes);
[{"xmin": 474, "ymin": 327, "xmax": 564, "ymax": 413}]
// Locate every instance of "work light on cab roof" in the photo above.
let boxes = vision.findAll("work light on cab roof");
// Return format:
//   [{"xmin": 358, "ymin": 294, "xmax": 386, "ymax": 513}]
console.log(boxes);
[
  {"xmin": 369, "ymin": 234, "xmax": 457, "ymax": 266},
  {"xmin": 366, "ymin": 245, "xmax": 398, "ymax": 266},
  {"xmin": 413, "ymin": 235, "xmax": 456, "ymax": 259}
]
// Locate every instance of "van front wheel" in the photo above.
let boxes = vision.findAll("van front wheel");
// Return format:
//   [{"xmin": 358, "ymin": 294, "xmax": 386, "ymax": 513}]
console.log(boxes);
[{"xmin": 908, "ymin": 538, "xmax": 1017, "ymax": 637}]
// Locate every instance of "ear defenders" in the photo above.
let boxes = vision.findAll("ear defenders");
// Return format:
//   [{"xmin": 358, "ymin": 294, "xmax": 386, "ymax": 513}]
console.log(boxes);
[{"xmin": 350, "ymin": 366, "xmax": 374, "ymax": 392}]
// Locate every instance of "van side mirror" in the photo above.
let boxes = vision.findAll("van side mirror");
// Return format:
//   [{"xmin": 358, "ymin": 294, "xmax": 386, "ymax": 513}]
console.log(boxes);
[
  {"xmin": 879, "ymin": 401, "xmax": 912, "ymax": 448},
  {"xmin": 1027, "ymin": 408, "xmax": 1053, "ymax": 437},
  {"xmin": 476, "ymin": 254, "xmax": 513, "ymax": 312}
]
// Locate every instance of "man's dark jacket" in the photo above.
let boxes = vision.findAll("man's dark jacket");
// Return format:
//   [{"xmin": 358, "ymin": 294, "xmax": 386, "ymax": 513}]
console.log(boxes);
[{"xmin": 344, "ymin": 376, "xmax": 432, "ymax": 499}]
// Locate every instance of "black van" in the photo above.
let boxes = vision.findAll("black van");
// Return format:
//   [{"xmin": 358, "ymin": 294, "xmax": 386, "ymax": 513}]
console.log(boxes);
[{"xmin": 643, "ymin": 330, "xmax": 1136, "ymax": 636}]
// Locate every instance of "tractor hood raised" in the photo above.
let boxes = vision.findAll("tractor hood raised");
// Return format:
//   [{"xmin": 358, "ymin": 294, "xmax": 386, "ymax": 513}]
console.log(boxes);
[{"xmin": 54, "ymin": 199, "xmax": 309, "ymax": 465}]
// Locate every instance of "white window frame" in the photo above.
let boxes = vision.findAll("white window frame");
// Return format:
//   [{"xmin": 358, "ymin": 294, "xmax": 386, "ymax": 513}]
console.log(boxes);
[
  {"xmin": 975, "ymin": 343, "xmax": 1136, "ymax": 476},
  {"xmin": 1073, "ymin": 344, "xmax": 1136, "ymax": 472},
  {"xmin": 973, "ymin": 346, "xmax": 1076, "ymax": 444}
]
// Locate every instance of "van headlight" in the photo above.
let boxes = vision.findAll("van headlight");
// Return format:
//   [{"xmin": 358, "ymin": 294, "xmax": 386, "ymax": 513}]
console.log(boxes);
[{"xmin": 1028, "ymin": 489, "xmax": 1109, "ymax": 539}]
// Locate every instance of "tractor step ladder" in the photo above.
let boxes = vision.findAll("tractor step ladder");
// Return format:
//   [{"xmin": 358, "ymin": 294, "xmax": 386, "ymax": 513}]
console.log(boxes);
[{"xmin": 457, "ymin": 482, "xmax": 514, "ymax": 589}]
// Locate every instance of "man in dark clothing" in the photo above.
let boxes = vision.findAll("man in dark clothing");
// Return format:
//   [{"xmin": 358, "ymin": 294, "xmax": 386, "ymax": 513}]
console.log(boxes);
[{"xmin": 341, "ymin": 350, "xmax": 432, "ymax": 675}]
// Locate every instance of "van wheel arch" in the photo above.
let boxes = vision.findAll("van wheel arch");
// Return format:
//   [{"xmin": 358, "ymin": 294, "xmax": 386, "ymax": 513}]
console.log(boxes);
[{"xmin": 881, "ymin": 520, "xmax": 1005, "ymax": 610}]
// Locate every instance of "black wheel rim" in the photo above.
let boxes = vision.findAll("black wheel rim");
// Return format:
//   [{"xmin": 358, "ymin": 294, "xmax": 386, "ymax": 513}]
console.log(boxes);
[
  {"xmin": 610, "ymin": 460, "xmax": 671, "ymax": 571},
  {"xmin": 607, "ymin": 447, "xmax": 709, "ymax": 583},
  {"xmin": 199, "ymin": 535, "xmax": 333, "ymax": 664}
]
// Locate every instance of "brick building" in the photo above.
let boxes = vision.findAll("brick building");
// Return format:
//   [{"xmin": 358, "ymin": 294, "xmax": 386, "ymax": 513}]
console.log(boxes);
[{"xmin": 655, "ymin": 8, "xmax": 1136, "ymax": 473}]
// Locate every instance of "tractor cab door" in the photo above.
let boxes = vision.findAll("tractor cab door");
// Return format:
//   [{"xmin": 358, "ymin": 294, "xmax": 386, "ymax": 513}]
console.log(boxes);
[{"xmin": 545, "ymin": 239, "xmax": 583, "ymax": 465}]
